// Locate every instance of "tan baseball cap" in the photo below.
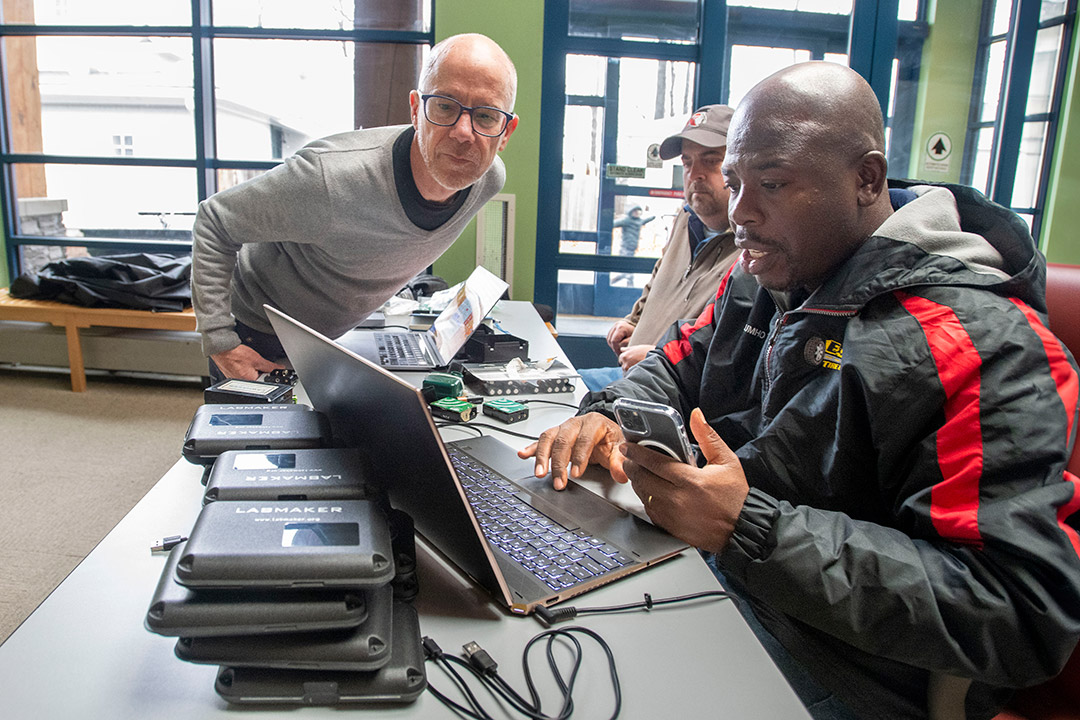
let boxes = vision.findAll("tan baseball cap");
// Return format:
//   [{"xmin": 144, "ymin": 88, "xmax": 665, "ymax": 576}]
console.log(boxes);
[{"xmin": 658, "ymin": 104, "xmax": 735, "ymax": 160}]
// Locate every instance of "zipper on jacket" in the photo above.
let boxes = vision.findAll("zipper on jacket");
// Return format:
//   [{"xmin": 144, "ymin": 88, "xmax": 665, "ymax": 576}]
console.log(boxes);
[
  {"xmin": 683, "ymin": 277, "xmax": 699, "ymax": 303},
  {"xmin": 763, "ymin": 314, "xmax": 790, "ymax": 395}
]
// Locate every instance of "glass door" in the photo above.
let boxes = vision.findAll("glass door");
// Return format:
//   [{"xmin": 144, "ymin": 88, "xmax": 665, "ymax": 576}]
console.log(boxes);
[{"xmin": 558, "ymin": 54, "xmax": 697, "ymax": 334}]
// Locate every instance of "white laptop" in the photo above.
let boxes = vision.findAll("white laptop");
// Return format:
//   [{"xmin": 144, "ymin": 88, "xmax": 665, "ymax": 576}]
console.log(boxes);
[{"xmin": 340, "ymin": 265, "xmax": 508, "ymax": 370}]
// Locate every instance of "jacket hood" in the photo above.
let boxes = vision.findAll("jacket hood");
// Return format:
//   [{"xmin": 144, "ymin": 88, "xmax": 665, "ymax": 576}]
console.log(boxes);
[{"xmin": 810, "ymin": 180, "xmax": 1046, "ymax": 314}]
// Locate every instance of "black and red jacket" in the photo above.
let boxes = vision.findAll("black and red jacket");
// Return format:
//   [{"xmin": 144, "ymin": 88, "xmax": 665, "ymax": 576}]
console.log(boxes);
[{"xmin": 584, "ymin": 182, "xmax": 1080, "ymax": 719}]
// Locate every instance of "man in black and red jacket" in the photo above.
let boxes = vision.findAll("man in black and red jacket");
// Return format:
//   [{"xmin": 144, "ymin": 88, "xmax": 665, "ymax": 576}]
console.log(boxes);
[{"xmin": 523, "ymin": 62, "xmax": 1080, "ymax": 720}]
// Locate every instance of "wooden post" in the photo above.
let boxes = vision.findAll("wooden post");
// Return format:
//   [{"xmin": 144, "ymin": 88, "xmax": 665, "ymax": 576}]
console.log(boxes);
[
  {"xmin": 3, "ymin": 0, "xmax": 48, "ymax": 198},
  {"xmin": 352, "ymin": 0, "xmax": 424, "ymax": 130}
]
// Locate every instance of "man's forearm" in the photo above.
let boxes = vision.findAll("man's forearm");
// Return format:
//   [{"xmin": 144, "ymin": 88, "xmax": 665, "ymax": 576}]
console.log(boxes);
[{"xmin": 191, "ymin": 202, "xmax": 243, "ymax": 356}]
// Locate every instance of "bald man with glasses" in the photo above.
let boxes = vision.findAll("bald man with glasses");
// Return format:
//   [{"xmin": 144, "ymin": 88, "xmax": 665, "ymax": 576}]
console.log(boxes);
[{"xmin": 192, "ymin": 33, "xmax": 518, "ymax": 381}]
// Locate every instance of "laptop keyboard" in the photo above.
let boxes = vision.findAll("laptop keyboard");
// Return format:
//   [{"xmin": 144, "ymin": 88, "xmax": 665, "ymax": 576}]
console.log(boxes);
[
  {"xmin": 375, "ymin": 333, "xmax": 426, "ymax": 367},
  {"xmin": 447, "ymin": 447, "xmax": 635, "ymax": 592}
]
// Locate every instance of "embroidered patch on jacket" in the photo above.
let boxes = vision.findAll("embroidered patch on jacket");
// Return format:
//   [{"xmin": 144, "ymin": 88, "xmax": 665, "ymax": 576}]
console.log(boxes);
[{"xmin": 804, "ymin": 337, "xmax": 842, "ymax": 370}]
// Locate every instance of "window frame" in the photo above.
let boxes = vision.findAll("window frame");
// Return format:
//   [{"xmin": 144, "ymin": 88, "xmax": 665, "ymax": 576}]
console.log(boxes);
[
  {"xmin": 536, "ymin": 0, "xmax": 1074, "ymax": 347},
  {"xmin": 962, "ymin": 0, "xmax": 1076, "ymax": 240},
  {"xmin": 534, "ymin": 0, "xmax": 913, "ymax": 338},
  {"xmin": 0, "ymin": 1, "xmax": 434, "ymax": 275}
]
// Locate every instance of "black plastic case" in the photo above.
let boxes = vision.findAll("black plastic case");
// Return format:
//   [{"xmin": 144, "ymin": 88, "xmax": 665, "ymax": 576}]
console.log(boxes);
[
  {"xmin": 175, "ymin": 499, "xmax": 394, "ymax": 589},
  {"xmin": 214, "ymin": 602, "xmax": 426, "ymax": 705},
  {"xmin": 181, "ymin": 403, "xmax": 332, "ymax": 465},
  {"xmin": 144, "ymin": 542, "xmax": 368, "ymax": 637},
  {"xmin": 175, "ymin": 584, "xmax": 394, "ymax": 671},
  {"xmin": 202, "ymin": 447, "xmax": 376, "ymax": 503}
]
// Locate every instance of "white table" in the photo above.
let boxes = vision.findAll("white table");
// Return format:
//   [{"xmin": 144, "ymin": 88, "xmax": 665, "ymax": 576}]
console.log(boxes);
[{"xmin": 0, "ymin": 301, "xmax": 810, "ymax": 719}]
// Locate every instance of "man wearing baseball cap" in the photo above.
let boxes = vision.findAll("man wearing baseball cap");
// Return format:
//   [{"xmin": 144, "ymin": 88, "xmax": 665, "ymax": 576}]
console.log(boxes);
[{"xmin": 581, "ymin": 104, "xmax": 739, "ymax": 392}]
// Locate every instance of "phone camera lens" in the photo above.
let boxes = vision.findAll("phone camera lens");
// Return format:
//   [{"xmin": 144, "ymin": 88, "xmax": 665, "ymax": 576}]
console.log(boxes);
[{"xmin": 622, "ymin": 410, "xmax": 646, "ymax": 433}]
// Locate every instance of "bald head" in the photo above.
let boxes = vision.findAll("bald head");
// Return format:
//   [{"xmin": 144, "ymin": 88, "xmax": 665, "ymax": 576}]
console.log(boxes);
[
  {"xmin": 721, "ymin": 62, "xmax": 893, "ymax": 292},
  {"xmin": 730, "ymin": 62, "xmax": 885, "ymax": 169},
  {"xmin": 419, "ymin": 33, "xmax": 518, "ymax": 111}
]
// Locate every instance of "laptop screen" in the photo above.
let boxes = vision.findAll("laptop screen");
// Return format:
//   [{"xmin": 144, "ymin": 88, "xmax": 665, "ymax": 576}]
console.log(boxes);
[
  {"xmin": 428, "ymin": 265, "xmax": 508, "ymax": 361},
  {"xmin": 265, "ymin": 304, "xmax": 513, "ymax": 606}
]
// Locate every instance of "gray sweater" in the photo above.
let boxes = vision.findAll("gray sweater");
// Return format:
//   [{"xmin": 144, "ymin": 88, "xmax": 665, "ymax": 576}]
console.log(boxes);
[{"xmin": 191, "ymin": 125, "xmax": 506, "ymax": 356}]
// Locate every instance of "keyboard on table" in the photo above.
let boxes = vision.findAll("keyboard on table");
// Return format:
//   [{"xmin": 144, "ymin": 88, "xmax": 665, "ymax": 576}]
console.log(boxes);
[
  {"xmin": 376, "ymin": 333, "xmax": 425, "ymax": 367},
  {"xmin": 447, "ymin": 447, "xmax": 635, "ymax": 591}
]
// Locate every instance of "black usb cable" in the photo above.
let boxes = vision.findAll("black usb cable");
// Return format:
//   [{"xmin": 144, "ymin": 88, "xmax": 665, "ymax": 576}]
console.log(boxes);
[
  {"xmin": 533, "ymin": 590, "xmax": 732, "ymax": 625},
  {"xmin": 424, "ymin": 626, "xmax": 620, "ymax": 720}
]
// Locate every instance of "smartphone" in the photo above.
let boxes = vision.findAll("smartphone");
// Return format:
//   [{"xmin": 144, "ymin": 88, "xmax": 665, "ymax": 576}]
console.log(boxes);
[{"xmin": 613, "ymin": 398, "xmax": 696, "ymax": 464}]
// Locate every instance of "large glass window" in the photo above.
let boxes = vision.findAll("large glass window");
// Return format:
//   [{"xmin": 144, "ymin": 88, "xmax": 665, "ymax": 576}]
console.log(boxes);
[
  {"xmin": 212, "ymin": 38, "xmax": 359, "ymax": 161},
  {"xmin": 1, "ymin": 1, "xmax": 432, "ymax": 276},
  {"xmin": 16, "ymin": 36, "xmax": 196, "ymax": 159},
  {"xmin": 537, "ymin": 0, "xmax": 1075, "ymax": 366},
  {"xmin": 542, "ymin": 0, "xmax": 860, "ymax": 339},
  {"xmin": 962, "ymin": 0, "xmax": 1074, "ymax": 235}
]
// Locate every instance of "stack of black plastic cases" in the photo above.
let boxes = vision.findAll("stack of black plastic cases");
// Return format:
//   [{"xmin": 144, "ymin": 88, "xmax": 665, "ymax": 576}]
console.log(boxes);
[{"xmin": 146, "ymin": 440, "xmax": 426, "ymax": 705}]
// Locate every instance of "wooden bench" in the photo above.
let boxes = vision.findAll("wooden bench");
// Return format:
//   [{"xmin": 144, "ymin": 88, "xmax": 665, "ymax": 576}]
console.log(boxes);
[{"xmin": 0, "ymin": 287, "xmax": 197, "ymax": 391}]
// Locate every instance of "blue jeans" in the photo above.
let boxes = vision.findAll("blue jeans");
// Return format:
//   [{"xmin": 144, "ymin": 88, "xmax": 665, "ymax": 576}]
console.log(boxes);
[
  {"xmin": 208, "ymin": 320, "xmax": 287, "ymax": 384},
  {"xmin": 577, "ymin": 366, "xmax": 624, "ymax": 393},
  {"xmin": 705, "ymin": 554, "xmax": 859, "ymax": 720}
]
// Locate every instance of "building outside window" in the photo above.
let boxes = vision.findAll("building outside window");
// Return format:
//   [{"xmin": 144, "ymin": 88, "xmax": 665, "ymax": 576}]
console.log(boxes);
[{"xmin": 1, "ymin": 0, "xmax": 432, "ymax": 275}]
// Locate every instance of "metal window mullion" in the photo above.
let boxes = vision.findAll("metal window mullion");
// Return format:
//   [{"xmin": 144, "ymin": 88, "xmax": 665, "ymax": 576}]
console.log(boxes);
[
  {"xmin": 0, "ymin": 24, "xmax": 192, "ymax": 37},
  {"xmin": 696, "ymin": 0, "xmax": 726, "ymax": 107},
  {"xmin": 989, "ymin": 0, "xmax": 1041, "ymax": 208},
  {"xmin": 556, "ymin": 252, "xmax": 656, "ymax": 274},
  {"xmin": 0, "ymin": 23, "xmax": 18, "ymax": 274},
  {"xmin": 566, "ymin": 94, "xmax": 604, "ymax": 107},
  {"xmin": 1, "ymin": 153, "xmax": 198, "ymax": 167},
  {"xmin": 848, "ymin": 0, "xmax": 900, "ymax": 119},
  {"xmin": 207, "ymin": 27, "xmax": 430, "ymax": 43},
  {"xmin": 960, "ymin": 2, "xmax": 997, "ymax": 187},
  {"xmin": 0, "ymin": 24, "xmax": 431, "ymax": 44},
  {"xmin": 1029, "ymin": 1, "xmax": 1076, "ymax": 241},
  {"xmin": 0, "ymin": 153, "xmax": 282, "ymax": 172},
  {"xmin": 597, "ymin": 58, "xmax": 621, "ymax": 258},
  {"xmin": 192, "ymin": 0, "xmax": 215, "ymax": 202},
  {"xmin": 562, "ymin": 35, "xmax": 698, "ymax": 63},
  {"xmin": 533, "ymin": 0, "xmax": 571, "ymax": 312},
  {"xmin": 6, "ymin": 233, "xmax": 195, "ymax": 251}
]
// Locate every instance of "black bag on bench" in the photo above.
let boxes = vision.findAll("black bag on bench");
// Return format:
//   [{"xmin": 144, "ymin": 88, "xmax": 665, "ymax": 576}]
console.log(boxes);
[{"xmin": 10, "ymin": 252, "xmax": 192, "ymax": 312}]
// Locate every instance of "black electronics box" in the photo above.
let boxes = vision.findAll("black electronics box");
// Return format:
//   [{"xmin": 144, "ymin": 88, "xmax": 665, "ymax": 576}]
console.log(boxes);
[
  {"xmin": 174, "ymin": 584, "xmax": 395, "ymax": 671},
  {"xmin": 482, "ymin": 398, "xmax": 529, "ymax": 423},
  {"xmin": 204, "ymin": 378, "xmax": 294, "ymax": 404},
  {"xmin": 203, "ymin": 447, "xmax": 377, "ymax": 503},
  {"xmin": 182, "ymin": 403, "xmax": 332, "ymax": 465},
  {"xmin": 175, "ymin": 499, "xmax": 394, "ymax": 590},
  {"xmin": 145, "ymin": 541, "xmax": 369, "ymax": 638},
  {"xmin": 213, "ymin": 603, "xmax": 426, "ymax": 705},
  {"xmin": 459, "ymin": 325, "xmax": 528, "ymax": 363}
]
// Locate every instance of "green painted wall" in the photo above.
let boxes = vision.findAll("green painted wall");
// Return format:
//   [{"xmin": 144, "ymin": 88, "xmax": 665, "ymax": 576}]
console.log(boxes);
[
  {"xmin": 1040, "ymin": 11, "xmax": 1080, "ymax": 264},
  {"xmin": 906, "ymin": 0, "xmax": 981, "ymax": 183},
  {"xmin": 431, "ymin": 0, "xmax": 543, "ymax": 301},
  {"xmin": 0, "ymin": 230, "xmax": 8, "ymax": 287}
]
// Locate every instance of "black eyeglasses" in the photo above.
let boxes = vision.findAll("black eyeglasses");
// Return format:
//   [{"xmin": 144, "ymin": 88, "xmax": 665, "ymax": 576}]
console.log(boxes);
[{"xmin": 419, "ymin": 94, "xmax": 514, "ymax": 137}]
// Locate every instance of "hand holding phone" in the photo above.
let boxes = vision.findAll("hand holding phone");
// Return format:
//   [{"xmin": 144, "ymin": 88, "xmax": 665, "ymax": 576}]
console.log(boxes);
[{"xmin": 613, "ymin": 398, "xmax": 696, "ymax": 464}]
